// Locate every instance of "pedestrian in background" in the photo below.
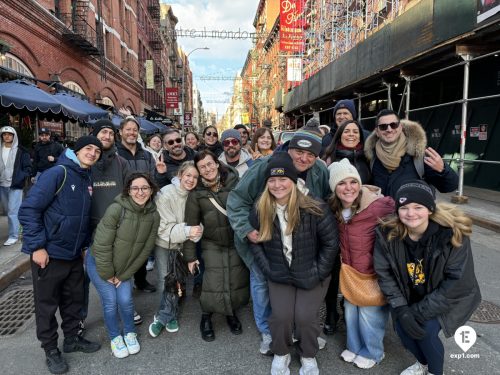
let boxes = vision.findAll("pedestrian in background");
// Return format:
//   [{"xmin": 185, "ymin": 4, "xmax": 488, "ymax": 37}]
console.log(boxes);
[
  {"xmin": 250, "ymin": 152, "xmax": 338, "ymax": 375},
  {"xmin": 0, "ymin": 126, "xmax": 32, "ymax": 246},
  {"xmin": 250, "ymin": 127, "xmax": 276, "ymax": 159},
  {"xmin": 329, "ymin": 158, "xmax": 394, "ymax": 369},
  {"xmin": 87, "ymin": 172, "xmax": 160, "ymax": 359},
  {"xmin": 31, "ymin": 127, "xmax": 63, "ymax": 183},
  {"xmin": 184, "ymin": 150, "xmax": 249, "ymax": 342},
  {"xmin": 199, "ymin": 126, "xmax": 223, "ymax": 157},
  {"xmin": 321, "ymin": 99, "xmax": 357, "ymax": 157},
  {"xmin": 374, "ymin": 181, "xmax": 481, "ymax": 375},
  {"xmin": 149, "ymin": 161, "xmax": 202, "ymax": 338},
  {"xmin": 19, "ymin": 136, "xmax": 103, "ymax": 375}
]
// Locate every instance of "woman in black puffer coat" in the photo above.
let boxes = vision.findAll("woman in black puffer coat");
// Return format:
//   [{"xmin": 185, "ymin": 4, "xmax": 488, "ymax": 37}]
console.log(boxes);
[{"xmin": 249, "ymin": 152, "xmax": 338, "ymax": 375}]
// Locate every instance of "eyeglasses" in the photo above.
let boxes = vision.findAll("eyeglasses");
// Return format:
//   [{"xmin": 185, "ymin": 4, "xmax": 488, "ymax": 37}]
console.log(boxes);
[
  {"xmin": 223, "ymin": 139, "xmax": 239, "ymax": 147},
  {"xmin": 377, "ymin": 122, "xmax": 400, "ymax": 131},
  {"xmin": 165, "ymin": 138, "xmax": 182, "ymax": 146},
  {"xmin": 198, "ymin": 161, "xmax": 217, "ymax": 171},
  {"xmin": 129, "ymin": 186, "xmax": 151, "ymax": 193},
  {"xmin": 205, "ymin": 131, "xmax": 218, "ymax": 137}
]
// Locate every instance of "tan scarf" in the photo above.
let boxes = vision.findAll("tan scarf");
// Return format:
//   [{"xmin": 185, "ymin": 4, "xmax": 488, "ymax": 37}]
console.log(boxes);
[{"xmin": 375, "ymin": 133, "xmax": 407, "ymax": 171}]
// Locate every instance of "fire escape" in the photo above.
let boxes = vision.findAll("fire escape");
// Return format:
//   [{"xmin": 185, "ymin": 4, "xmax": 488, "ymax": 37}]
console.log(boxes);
[
  {"xmin": 148, "ymin": 2, "xmax": 164, "ymax": 112},
  {"xmin": 60, "ymin": 0, "xmax": 106, "ymax": 79}
]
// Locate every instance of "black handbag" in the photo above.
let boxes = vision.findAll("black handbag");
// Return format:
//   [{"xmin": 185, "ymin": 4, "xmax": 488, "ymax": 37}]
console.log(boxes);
[{"xmin": 163, "ymin": 227, "xmax": 190, "ymax": 296}]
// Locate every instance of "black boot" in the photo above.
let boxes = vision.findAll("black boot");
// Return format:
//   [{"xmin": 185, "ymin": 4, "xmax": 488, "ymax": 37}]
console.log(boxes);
[
  {"xmin": 200, "ymin": 313, "xmax": 215, "ymax": 342},
  {"xmin": 323, "ymin": 309, "xmax": 338, "ymax": 336},
  {"xmin": 226, "ymin": 314, "xmax": 242, "ymax": 335},
  {"xmin": 45, "ymin": 348, "xmax": 69, "ymax": 374},
  {"xmin": 63, "ymin": 335, "xmax": 101, "ymax": 353}
]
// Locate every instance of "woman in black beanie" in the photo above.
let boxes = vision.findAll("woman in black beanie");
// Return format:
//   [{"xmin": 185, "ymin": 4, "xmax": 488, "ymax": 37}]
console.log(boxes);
[
  {"xmin": 249, "ymin": 152, "xmax": 338, "ymax": 375},
  {"xmin": 374, "ymin": 180, "xmax": 481, "ymax": 375}
]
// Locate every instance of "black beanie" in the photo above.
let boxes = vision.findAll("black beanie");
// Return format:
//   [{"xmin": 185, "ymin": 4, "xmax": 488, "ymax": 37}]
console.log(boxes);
[
  {"xmin": 74, "ymin": 135, "xmax": 103, "ymax": 156},
  {"xmin": 265, "ymin": 152, "xmax": 298, "ymax": 183},
  {"xmin": 91, "ymin": 119, "xmax": 116, "ymax": 137},
  {"xmin": 396, "ymin": 180, "xmax": 436, "ymax": 212}
]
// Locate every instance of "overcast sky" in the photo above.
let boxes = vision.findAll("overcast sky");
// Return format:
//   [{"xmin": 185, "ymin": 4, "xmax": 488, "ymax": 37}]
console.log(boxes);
[{"xmin": 164, "ymin": 1, "xmax": 257, "ymax": 119}]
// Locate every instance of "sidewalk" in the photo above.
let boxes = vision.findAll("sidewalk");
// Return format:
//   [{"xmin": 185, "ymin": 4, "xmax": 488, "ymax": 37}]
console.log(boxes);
[{"xmin": 1, "ymin": 185, "xmax": 500, "ymax": 292}]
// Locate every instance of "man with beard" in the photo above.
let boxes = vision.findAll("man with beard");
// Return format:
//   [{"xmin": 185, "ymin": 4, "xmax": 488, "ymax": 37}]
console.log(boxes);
[
  {"xmin": 234, "ymin": 124, "xmax": 251, "ymax": 152},
  {"xmin": 161, "ymin": 128, "xmax": 196, "ymax": 184},
  {"xmin": 32, "ymin": 128, "xmax": 64, "ymax": 182},
  {"xmin": 218, "ymin": 129, "xmax": 253, "ymax": 177}
]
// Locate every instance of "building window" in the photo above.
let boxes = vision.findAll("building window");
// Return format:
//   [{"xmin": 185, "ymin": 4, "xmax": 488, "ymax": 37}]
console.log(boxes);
[
  {"xmin": 63, "ymin": 81, "xmax": 85, "ymax": 95},
  {"xmin": 101, "ymin": 96, "xmax": 115, "ymax": 107},
  {"xmin": 105, "ymin": 31, "xmax": 113, "ymax": 60},
  {"xmin": 0, "ymin": 53, "xmax": 33, "ymax": 77}
]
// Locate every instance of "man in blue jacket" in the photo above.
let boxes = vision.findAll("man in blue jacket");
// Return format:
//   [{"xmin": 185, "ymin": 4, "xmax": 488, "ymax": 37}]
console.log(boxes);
[
  {"xmin": 19, "ymin": 136, "xmax": 103, "ymax": 375},
  {"xmin": 0, "ymin": 126, "xmax": 32, "ymax": 246}
]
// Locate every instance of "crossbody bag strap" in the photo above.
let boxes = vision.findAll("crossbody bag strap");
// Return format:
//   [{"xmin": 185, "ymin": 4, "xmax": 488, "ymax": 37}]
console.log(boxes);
[{"xmin": 208, "ymin": 196, "xmax": 227, "ymax": 217}]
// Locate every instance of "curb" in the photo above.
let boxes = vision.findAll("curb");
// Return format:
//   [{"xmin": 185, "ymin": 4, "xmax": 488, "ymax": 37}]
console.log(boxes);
[
  {"xmin": 469, "ymin": 214, "xmax": 500, "ymax": 233},
  {"xmin": 0, "ymin": 254, "xmax": 30, "ymax": 292}
]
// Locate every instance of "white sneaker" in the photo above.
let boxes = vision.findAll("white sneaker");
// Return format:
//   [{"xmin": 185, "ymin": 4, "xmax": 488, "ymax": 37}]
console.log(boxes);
[
  {"xmin": 354, "ymin": 355, "xmax": 377, "ymax": 369},
  {"xmin": 260, "ymin": 333, "xmax": 272, "ymax": 355},
  {"xmin": 3, "ymin": 238, "xmax": 17, "ymax": 246},
  {"xmin": 340, "ymin": 349, "xmax": 357, "ymax": 363},
  {"xmin": 400, "ymin": 361, "xmax": 428, "ymax": 375},
  {"xmin": 317, "ymin": 336, "xmax": 327, "ymax": 350},
  {"xmin": 110, "ymin": 335, "xmax": 129, "ymax": 359},
  {"xmin": 299, "ymin": 357, "xmax": 319, "ymax": 375},
  {"xmin": 271, "ymin": 353, "xmax": 291, "ymax": 375},
  {"xmin": 146, "ymin": 259, "xmax": 155, "ymax": 271},
  {"xmin": 124, "ymin": 332, "xmax": 140, "ymax": 355}
]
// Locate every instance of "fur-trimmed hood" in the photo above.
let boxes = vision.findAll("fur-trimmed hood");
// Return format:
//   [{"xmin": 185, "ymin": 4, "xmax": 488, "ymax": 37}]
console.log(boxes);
[{"xmin": 364, "ymin": 119, "xmax": 427, "ymax": 161}]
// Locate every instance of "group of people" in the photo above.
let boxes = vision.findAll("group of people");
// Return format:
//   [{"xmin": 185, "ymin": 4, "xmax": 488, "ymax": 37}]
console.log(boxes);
[{"xmin": 7, "ymin": 104, "xmax": 481, "ymax": 375}]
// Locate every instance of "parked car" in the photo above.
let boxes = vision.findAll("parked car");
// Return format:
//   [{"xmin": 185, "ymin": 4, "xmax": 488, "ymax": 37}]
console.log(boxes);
[{"xmin": 275, "ymin": 131, "xmax": 295, "ymax": 145}]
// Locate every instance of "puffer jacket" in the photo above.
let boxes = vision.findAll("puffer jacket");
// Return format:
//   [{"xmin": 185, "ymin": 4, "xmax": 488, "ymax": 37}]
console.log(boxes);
[
  {"xmin": 249, "ymin": 201, "xmax": 339, "ymax": 290},
  {"xmin": 227, "ymin": 151, "xmax": 330, "ymax": 268},
  {"xmin": 19, "ymin": 149, "xmax": 93, "ymax": 260},
  {"xmin": 183, "ymin": 167, "xmax": 249, "ymax": 315},
  {"xmin": 91, "ymin": 194, "xmax": 160, "ymax": 281},
  {"xmin": 155, "ymin": 178, "xmax": 190, "ymax": 250},
  {"xmin": 373, "ymin": 225, "xmax": 481, "ymax": 337},
  {"xmin": 339, "ymin": 185, "xmax": 394, "ymax": 274}
]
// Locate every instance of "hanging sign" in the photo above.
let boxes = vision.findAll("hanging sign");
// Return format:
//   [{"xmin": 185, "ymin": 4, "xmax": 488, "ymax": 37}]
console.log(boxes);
[
  {"xmin": 279, "ymin": 0, "xmax": 304, "ymax": 52},
  {"xmin": 166, "ymin": 88, "xmax": 179, "ymax": 109},
  {"xmin": 287, "ymin": 57, "xmax": 302, "ymax": 82},
  {"xmin": 145, "ymin": 60, "xmax": 154, "ymax": 89}
]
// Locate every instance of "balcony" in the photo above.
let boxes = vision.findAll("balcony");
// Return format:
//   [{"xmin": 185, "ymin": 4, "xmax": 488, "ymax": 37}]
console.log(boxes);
[
  {"xmin": 148, "ymin": 4, "xmax": 161, "ymax": 20},
  {"xmin": 149, "ymin": 35, "xmax": 162, "ymax": 50},
  {"xmin": 59, "ymin": 14, "xmax": 102, "ymax": 56}
]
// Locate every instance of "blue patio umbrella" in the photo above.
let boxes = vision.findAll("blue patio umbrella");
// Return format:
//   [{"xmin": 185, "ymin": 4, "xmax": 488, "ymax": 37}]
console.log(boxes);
[
  {"xmin": 52, "ymin": 92, "xmax": 108, "ymax": 123},
  {"xmin": 0, "ymin": 80, "xmax": 64, "ymax": 117},
  {"xmin": 136, "ymin": 117, "xmax": 163, "ymax": 134},
  {"xmin": 153, "ymin": 121, "xmax": 167, "ymax": 134}
]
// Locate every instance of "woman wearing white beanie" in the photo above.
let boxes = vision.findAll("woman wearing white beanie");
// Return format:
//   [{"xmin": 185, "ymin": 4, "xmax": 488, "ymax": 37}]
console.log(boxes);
[{"xmin": 328, "ymin": 158, "xmax": 394, "ymax": 369}]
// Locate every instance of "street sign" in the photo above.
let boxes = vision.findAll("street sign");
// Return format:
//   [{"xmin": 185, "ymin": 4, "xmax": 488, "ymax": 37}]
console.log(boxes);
[
  {"xmin": 166, "ymin": 88, "xmax": 179, "ymax": 109},
  {"xmin": 184, "ymin": 112, "xmax": 192, "ymax": 127}
]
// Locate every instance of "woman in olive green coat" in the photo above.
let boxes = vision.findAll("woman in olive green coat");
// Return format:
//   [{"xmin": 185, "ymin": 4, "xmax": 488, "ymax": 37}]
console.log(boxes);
[
  {"xmin": 184, "ymin": 150, "xmax": 250, "ymax": 342},
  {"xmin": 86, "ymin": 172, "xmax": 160, "ymax": 358}
]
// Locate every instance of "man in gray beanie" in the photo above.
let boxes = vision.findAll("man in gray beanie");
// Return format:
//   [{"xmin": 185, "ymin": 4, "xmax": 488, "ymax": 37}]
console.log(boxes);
[
  {"xmin": 218, "ymin": 129, "xmax": 253, "ymax": 177},
  {"xmin": 321, "ymin": 99, "xmax": 358, "ymax": 157}
]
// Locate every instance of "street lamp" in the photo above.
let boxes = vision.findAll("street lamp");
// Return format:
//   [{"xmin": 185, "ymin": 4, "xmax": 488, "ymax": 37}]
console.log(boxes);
[{"xmin": 181, "ymin": 47, "xmax": 209, "ymax": 134}]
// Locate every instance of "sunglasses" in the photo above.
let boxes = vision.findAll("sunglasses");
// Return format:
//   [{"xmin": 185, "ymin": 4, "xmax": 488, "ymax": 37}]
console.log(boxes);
[
  {"xmin": 377, "ymin": 122, "xmax": 400, "ymax": 131},
  {"xmin": 223, "ymin": 139, "xmax": 239, "ymax": 147},
  {"xmin": 205, "ymin": 131, "xmax": 218, "ymax": 137},
  {"xmin": 165, "ymin": 138, "xmax": 182, "ymax": 146}
]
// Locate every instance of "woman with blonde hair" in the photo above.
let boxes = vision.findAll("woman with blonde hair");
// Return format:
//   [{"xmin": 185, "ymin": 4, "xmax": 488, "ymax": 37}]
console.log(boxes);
[
  {"xmin": 249, "ymin": 152, "xmax": 338, "ymax": 375},
  {"xmin": 250, "ymin": 127, "xmax": 276, "ymax": 159},
  {"xmin": 328, "ymin": 158, "xmax": 394, "ymax": 369},
  {"xmin": 374, "ymin": 180, "xmax": 481, "ymax": 375}
]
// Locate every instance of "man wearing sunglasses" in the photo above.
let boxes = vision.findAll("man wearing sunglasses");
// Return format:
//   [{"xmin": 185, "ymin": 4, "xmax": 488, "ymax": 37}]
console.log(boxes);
[
  {"xmin": 218, "ymin": 129, "xmax": 253, "ymax": 177},
  {"xmin": 365, "ymin": 109, "xmax": 458, "ymax": 198},
  {"xmin": 161, "ymin": 128, "xmax": 196, "ymax": 184}
]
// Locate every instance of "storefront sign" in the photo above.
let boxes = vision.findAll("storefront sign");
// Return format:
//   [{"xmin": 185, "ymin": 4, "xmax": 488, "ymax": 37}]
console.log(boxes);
[
  {"xmin": 38, "ymin": 120, "xmax": 63, "ymax": 134},
  {"xmin": 279, "ymin": 0, "xmax": 305, "ymax": 52},
  {"xmin": 184, "ymin": 112, "xmax": 192, "ymax": 127},
  {"xmin": 173, "ymin": 102, "xmax": 183, "ymax": 116},
  {"xmin": 287, "ymin": 57, "xmax": 302, "ymax": 82},
  {"xmin": 166, "ymin": 88, "xmax": 179, "ymax": 109},
  {"xmin": 145, "ymin": 60, "xmax": 154, "ymax": 89}
]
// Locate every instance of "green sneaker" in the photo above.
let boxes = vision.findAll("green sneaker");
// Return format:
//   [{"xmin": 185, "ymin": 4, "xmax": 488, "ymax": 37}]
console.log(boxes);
[
  {"xmin": 166, "ymin": 319, "xmax": 179, "ymax": 333},
  {"xmin": 148, "ymin": 317, "xmax": 165, "ymax": 338}
]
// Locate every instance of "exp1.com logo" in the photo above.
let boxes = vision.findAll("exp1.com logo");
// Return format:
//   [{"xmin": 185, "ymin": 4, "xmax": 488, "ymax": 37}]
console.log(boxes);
[{"xmin": 450, "ymin": 326, "xmax": 480, "ymax": 359}]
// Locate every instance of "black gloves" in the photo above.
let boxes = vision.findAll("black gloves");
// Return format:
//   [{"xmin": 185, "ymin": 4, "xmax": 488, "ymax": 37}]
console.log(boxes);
[{"xmin": 394, "ymin": 305, "xmax": 426, "ymax": 340}]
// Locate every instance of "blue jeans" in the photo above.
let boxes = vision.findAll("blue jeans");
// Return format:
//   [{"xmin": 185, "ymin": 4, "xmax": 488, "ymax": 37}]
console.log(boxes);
[
  {"xmin": 154, "ymin": 246, "xmax": 178, "ymax": 325},
  {"xmin": 344, "ymin": 300, "xmax": 389, "ymax": 362},
  {"xmin": 0, "ymin": 187, "xmax": 22, "ymax": 239},
  {"xmin": 85, "ymin": 253, "xmax": 135, "ymax": 340},
  {"xmin": 250, "ymin": 261, "xmax": 271, "ymax": 335},
  {"xmin": 395, "ymin": 318, "xmax": 444, "ymax": 375}
]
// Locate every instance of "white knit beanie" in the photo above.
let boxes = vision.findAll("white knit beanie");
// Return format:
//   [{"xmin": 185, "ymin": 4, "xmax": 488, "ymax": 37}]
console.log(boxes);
[{"xmin": 328, "ymin": 158, "xmax": 362, "ymax": 191}]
